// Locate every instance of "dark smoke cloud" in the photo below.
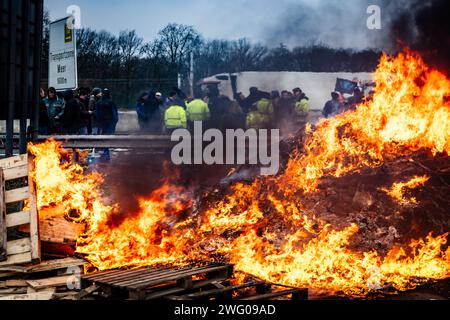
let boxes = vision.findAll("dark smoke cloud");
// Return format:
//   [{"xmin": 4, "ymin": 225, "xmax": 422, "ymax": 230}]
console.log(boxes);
[
  {"xmin": 261, "ymin": 0, "xmax": 450, "ymax": 52},
  {"xmin": 262, "ymin": 0, "xmax": 449, "ymax": 72},
  {"xmin": 390, "ymin": 0, "xmax": 450, "ymax": 74},
  {"xmin": 262, "ymin": 0, "xmax": 410, "ymax": 50}
]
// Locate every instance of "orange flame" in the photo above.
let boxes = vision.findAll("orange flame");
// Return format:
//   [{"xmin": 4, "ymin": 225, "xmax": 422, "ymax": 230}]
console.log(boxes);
[
  {"xmin": 28, "ymin": 51, "xmax": 450, "ymax": 296},
  {"xmin": 381, "ymin": 175, "xmax": 430, "ymax": 205}
]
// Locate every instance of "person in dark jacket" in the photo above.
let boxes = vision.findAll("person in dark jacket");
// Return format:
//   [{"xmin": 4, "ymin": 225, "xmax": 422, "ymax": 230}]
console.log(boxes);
[
  {"xmin": 240, "ymin": 87, "xmax": 261, "ymax": 113},
  {"xmin": 95, "ymin": 88, "xmax": 118, "ymax": 135},
  {"xmin": 44, "ymin": 87, "xmax": 64, "ymax": 133},
  {"xmin": 141, "ymin": 91, "xmax": 163, "ymax": 134},
  {"xmin": 323, "ymin": 91, "xmax": 343, "ymax": 118},
  {"xmin": 136, "ymin": 92, "xmax": 150, "ymax": 131},
  {"xmin": 89, "ymin": 87, "xmax": 102, "ymax": 135},
  {"xmin": 273, "ymin": 90, "xmax": 294, "ymax": 127},
  {"xmin": 38, "ymin": 88, "xmax": 50, "ymax": 135},
  {"xmin": 55, "ymin": 90, "xmax": 83, "ymax": 134},
  {"xmin": 77, "ymin": 87, "xmax": 91, "ymax": 134}
]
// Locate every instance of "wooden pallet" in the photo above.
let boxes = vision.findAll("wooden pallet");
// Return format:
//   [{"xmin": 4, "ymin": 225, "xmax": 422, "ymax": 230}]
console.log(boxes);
[
  {"xmin": 0, "ymin": 257, "xmax": 88, "ymax": 300},
  {"xmin": 81, "ymin": 264, "xmax": 234, "ymax": 300},
  {"xmin": 170, "ymin": 281, "xmax": 308, "ymax": 301},
  {"xmin": 0, "ymin": 154, "xmax": 40, "ymax": 267}
]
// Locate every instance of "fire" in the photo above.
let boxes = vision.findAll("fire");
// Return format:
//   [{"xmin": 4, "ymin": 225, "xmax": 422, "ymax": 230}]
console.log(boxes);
[
  {"xmin": 28, "ymin": 51, "xmax": 450, "ymax": 296},
  {"xmin": 381, "ymin": 175, "xmax": 430, "ymax": 205}
]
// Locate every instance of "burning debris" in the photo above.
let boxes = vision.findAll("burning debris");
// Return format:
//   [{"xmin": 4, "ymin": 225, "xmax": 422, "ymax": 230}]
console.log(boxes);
[{"xmin": 26, "ymin": 51, "xmax": 450, "ymax": 298}]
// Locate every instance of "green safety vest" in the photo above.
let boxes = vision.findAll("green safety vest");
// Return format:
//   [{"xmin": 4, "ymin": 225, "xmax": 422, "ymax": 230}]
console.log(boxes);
[
  {"xmin": 164, "ymin": 105, "xmax": 187, "ymax": 129},
  {"xmin": 186, "ymin": 99, "xmax": 210, "ymax": 122}
]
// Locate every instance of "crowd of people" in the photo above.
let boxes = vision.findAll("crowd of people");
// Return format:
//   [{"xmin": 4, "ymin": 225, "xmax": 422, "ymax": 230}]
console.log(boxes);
[
  {"xmin": 38, "ymin": 87, "xmax": 118, "ymax": 135},
  {"xmin": 37, "ymin": 83, "xmax": 369, "ymax": 137},
  {"xmin": 136, "ymin": 84, "xmax": 369, "ymax": 135}
]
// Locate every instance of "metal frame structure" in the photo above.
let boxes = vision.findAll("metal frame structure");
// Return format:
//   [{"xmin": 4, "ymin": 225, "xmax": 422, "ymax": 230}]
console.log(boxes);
[{"xmin": 0, "ymin": 0, "xmax": 43, "ymax": 157}]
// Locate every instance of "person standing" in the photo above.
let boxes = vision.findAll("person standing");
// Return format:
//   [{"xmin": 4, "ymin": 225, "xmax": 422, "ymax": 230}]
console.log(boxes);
[
  {"xmin": 77, "ymin": 87, "xmax": 91, "ymax": 135},
  {"xmin": 144, "ymin": 91, "xmax": 164, "ymax": 134},
  {"xmin": 274, "ymin": 90, "xmax": 294, "ymax": 128},
  {"xmin": 38, "ymin": 88, "xmax": 50, "ymax": 135},
  {"xmin": 89, "ymin": 88, "xmax": 102, "ymax": 135},
  {"xmin": 323, "ymin": 91, "xmax": 343, "ymax": 118},
  {"xmin": 95, "ymin": 88, "xmax": 118, "ymax": 135},
  {"xmin": 186, "ymin": 97, "xmax": 210, "ymax": 132},
  {"xmin": 294, "ymin": 91, "xmax": 310, "ymax": 126},
  {"xmin": 164, "ymin": 104, "xmax": 187, "ymax": 134},
  {"xmin": 43, "ymin": 87, "xmax": 64, "ymax": 133},
  {"xmin": 55, "ymin": 89, "xmax": 83, "ymax": 134}
]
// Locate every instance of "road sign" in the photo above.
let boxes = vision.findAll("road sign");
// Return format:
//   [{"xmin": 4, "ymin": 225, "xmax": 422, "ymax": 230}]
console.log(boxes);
[{"xmin": 48, "ymin": 16, "xmax": 77, "ymax": 91}]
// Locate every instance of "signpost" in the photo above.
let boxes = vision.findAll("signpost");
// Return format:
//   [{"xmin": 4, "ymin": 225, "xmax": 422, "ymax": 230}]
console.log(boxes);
[{"xmin": 48, "ymin": 16, "xmax": 77, "ymax": 91}]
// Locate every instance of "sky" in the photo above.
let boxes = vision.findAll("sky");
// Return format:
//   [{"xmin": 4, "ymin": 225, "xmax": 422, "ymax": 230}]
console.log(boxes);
[{"xmin": 44, "ymin": 0, "xmax": 407, "ymax": 50}]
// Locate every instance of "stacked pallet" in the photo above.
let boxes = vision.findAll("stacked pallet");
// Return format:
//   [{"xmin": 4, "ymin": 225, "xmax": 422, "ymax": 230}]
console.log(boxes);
[
  {"xmin": 0, "ymin": 154, "xmax": 39, "ymax": 267},
  {"xmin": 0, "ymin": 257, "xmax": 87, "ymax": 300}
]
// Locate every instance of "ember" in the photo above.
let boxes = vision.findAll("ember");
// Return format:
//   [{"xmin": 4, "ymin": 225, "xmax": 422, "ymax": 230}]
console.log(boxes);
[{"xmin": 28, "ymin": 51, "xmax": 450, "ymax": 297}]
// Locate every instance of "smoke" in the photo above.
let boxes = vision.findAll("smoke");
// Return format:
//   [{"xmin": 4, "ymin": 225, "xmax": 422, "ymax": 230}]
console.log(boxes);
[
  {"xmin": 262, "ymin": 0, "xmax": 449, "ymax": 66},
  {"xmin": 390, "ymin": 0, "xmax": 450, "ymax": 74},
  {"xmin": 95, "ymin": 151, "xmax": 234, "ymax": 227}
]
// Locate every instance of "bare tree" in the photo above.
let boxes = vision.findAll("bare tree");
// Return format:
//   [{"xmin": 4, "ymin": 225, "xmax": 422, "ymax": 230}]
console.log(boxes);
[
  {"xmin": 229, "ymin": 38, "xmax": 267, "ymax": 72},
  {"xmin": 157, "ymin": 23, "xmax": 201, "ymax": 75},
  {"xmin": 141, "ymin": 40, "xmax": 166, "ymax": 79},
  {"xmin": 118, "ymin": 30, "xmax": 143, "ymax": 102}
]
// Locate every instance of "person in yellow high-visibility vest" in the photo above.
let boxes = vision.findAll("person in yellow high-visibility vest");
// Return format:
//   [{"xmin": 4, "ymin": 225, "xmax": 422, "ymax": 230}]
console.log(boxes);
[
  {"xmin": 164, "ymin": 104, "xmax": 187, "ymax": 133},
  {"xmin": 294, "ymin": 93, "xmax": 310, "ymax": 126},
  {"xmin": 186, "ymin": 98, "xmax": 210, "ymax": 130},
  {"xmin": 246, "ymin": 98, "xmax": 274, "ymax": 129}
]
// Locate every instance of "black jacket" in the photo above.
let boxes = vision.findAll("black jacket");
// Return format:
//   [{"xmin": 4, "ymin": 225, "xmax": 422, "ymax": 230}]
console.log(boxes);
[{"xmin": 59, "ymin": 98, "xmax": 83, "ymax": 134}]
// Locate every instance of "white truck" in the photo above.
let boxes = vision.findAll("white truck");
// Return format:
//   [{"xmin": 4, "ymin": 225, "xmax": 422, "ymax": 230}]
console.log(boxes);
[{"xmin": 198, "ymin": 71, "xmax": 374, "ymax": 111}]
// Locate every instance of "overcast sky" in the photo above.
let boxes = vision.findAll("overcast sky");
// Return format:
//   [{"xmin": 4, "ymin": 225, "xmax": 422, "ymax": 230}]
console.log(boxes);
[{"xmin": 44, "ymin": 0, "xmax": 405, "ymax": 50}]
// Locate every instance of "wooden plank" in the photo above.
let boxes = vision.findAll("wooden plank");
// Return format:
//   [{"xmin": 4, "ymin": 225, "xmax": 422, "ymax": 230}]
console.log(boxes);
[
  {"xmin": 3, "ymin": 165, "xmax": 28, "ymax": 181},
  {"xmin": 240, "ymin": 289, "xmax": 302, "ymax": 301},
  {"xmin": 24, "ymin": 257, "xmax": 86, "ymax": 274},
  {"xmin": 5, "ymin": 279, "xmax": 28, "ymax": 287},
  {"xmin": 76, "ymin": 284, "xmax": 99, "ymax": 299},
  {"xmin": 0, "ymin": 169, "xmax": 6, "ymax": 262},
  {"xmin": 129, "ymin": 265, "xmax": 231, "ymax": 290},
  {"xmin": 0, "ymin": 155, "xmax": 28, "ymax": 171},
  {"xmin": 87, "ymin": 267, "xmax": 161, "ymax": 284},
  {"xmin": 39, "ymin": 205, "xmax": 85, "ymax": 245},
  {"xmin": 112, "ymin": 266, "xmax": 195, "ymax": 288},
  {"xmin": 26, "ymin": 275, "xmax": 74, "ymax": 289},
  {"xmin": 5, "ymin": 210, "xmax": 30, "ymax": 227},
  {"xmin": 0, "ymin": 287, "xmax": 28, "ymax": 296},
  {"xmin": 180, "ymin": 281, "xmax": 266, "ymax": 299},
  {"xmin": 6, "ymin": 238, "xmax": 31, "ymax": 255},
  {"xmin": 0, "ymin": 289, "xmax": 54, "ymax": 300},
  {"xmin": 5, "ymin": 187, "xmax": 29, "ymax": 203},
  {"xmin": 27, "ymin": 155, "xmax": 40, "ymax": 262},
  {"xmin": 0, "ymin": 271, "xmax": 19, "ymax": 279},
  {"xmin": 0, "ymin": 252, "xmax": 31, "ymax": 267},
  {"xmin": 27, "ymin": 287, "xmax": 58, "ymax": 294}
]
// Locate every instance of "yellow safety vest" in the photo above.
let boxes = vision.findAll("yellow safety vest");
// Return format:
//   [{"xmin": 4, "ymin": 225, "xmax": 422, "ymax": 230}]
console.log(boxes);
[
  {"xmin": 164, "ymin": 105, "xmax": 187, "ymax": 129},
  {"xmin": 256, "ymin": 98, "xmax": 274, "ymax": 118},
  {"xmin": 186, "ymin": 99, "xmax": 210, "ymax": 122},
  {"xmin": 294, "ymin": 99, "xmax": 310, "ymax": 117},
  {"xmin": 246, "ymin": 111, "xmax": 270, "ymax": 129}
]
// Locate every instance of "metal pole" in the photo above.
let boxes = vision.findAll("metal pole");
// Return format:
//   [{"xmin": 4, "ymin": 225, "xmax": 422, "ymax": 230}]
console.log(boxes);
[
  {"xmin": 19, "ymin": 0, "xmax": 30, "ymax": 154},
  {"xmin": 31, "ymin": 0, "xmax": 44, "ymax": 142},
  {"xmin": 190, "ymin": 52, "xmax": 194, "ymax": 97},
  {"xmin": 6, "ymin": 0, "xmax": 18, "ymax": 157}
]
